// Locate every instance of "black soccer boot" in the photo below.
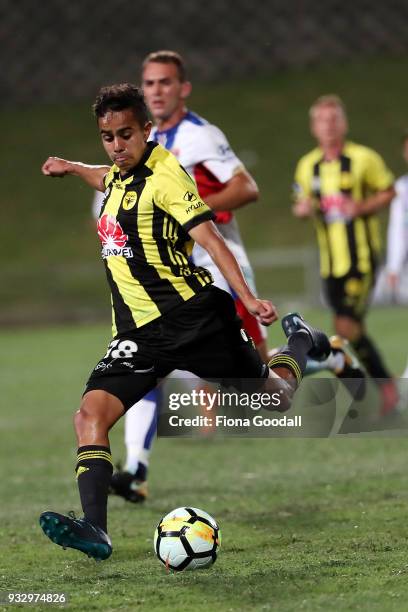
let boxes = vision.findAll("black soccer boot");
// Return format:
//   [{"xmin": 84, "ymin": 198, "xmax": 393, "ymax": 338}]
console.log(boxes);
[
  {"xmin": 109, "ymin": 470, "xmax": 148, "ymax": 503},
  {"xmin": 281, "ymin": 312, "xmax": 331, "ymax": 361},
  {"xmin": 39, "ymin": 511, "xmax": 112, "ymax": 561}
]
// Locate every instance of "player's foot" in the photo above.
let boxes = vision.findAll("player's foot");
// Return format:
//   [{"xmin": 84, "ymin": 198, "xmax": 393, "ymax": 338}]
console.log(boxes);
[
  {"xmin": 110, "ymin": 470, "xmax": 148, "ymax": 503},
  {"xmin": 329, "ymin": 335, "xmax": 366, "ymax": 400},
  {"xmin": 281, "ymin": 312, "xmax": 331, "ymax": 361},
  {"xmin": 378, "ymin": 379, "xmax": 400, "ymax": 416},
  {"xmin": 39, "ymin": 511, "xmax": 112, "ymax": 560}
]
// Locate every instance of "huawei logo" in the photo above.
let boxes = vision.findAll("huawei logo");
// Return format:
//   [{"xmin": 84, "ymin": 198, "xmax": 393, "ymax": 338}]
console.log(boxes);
[{"xmin": 97, "ymin": 214, "xmax": 133, "ymax": 258}]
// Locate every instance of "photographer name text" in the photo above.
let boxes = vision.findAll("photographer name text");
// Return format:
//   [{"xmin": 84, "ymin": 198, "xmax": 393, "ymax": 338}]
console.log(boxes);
[{"xmin": 168, "ymin": 415, "xmax": 302, "ymax": 428}]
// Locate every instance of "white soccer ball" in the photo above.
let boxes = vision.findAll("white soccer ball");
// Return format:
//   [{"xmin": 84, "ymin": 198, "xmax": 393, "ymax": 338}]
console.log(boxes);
[{"xmin": 154, "ymin": 506, "xmax": 221, "ymax": 571}]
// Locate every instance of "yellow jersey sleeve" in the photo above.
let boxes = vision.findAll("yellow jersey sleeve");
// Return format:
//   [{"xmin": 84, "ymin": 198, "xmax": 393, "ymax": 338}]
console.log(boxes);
[
  {"xmin": 155, "ymin": 164, "xmax": 215, "ymax": 233},
  {"xmin": 363, "ymin": 149, "xmax": 394, "ymax": 192}
]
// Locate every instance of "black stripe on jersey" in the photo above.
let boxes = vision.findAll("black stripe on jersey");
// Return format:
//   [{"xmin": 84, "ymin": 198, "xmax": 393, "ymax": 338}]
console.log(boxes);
[
  {"xmin": 125, "ymin": 204, "xmax": 184, "ymax": 312},
  {"xmin": 340, "ymin": 155, "xmax": 359, "ymax": 273},
  {"xmin": 152, "ymin": 202, "xmax": 206, "ymax": 294},
  {"xmin": 152, "ymin": 203, "xmax": 182, "ymax": 276},
  {"xmin": 167, "ymin": 215, "xmax": 187, "ymax": 270},
  {"xmin": 104, "ymin": 261, "xmax": 136, "ymax": 333},
  {"xmin": 313, "ymin": 160, "xmax": 333, "ymax": 276},
  {"xmin": 172, "ymin": 226, "xmax": 212, "ymax": 288},
  {"xmin": 182, "ymin": 210, "xmax": 216, "ymax": 233},
  {"xmin": 364, "ymin": 217, "xmax": 377, "ymax": 273},
  {"xmin": 346, "ymin": 222, "xmax": 358, "ymax": 274}
]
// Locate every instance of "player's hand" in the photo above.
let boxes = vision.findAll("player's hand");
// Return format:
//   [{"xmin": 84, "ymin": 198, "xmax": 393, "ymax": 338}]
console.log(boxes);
[
  {"xmin": 292, "ymin": 199, "xmax": 313, "ymax": 218},
  {"xmin": 41, "ymin": 156, "xmax": 71, "ymax": 177},
  {"xmin": 341, "ymin": 197, "xmax": 359, "ymax": 218},
  {"xmin": 246, "ymin": 298, "xmax": 279, "ymax": 326}
]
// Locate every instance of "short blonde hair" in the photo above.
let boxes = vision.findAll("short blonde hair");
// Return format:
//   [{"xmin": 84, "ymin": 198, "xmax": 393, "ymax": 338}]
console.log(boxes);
[
  {"xmin": 142, "ymin": 50, "xmax": 187, "ymax": 82},
  {"xmin": 309, "ymin": 95, "xmax": 347, "ymax": 120}
]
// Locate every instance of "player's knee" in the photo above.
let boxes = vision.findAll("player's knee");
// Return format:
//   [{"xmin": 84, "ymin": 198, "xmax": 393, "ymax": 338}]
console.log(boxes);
[
  {"xmin": 74, "ymin": 399, "xmax": 107, "ymax": 436},
  {"xmin": 74, "ymin": 405, "xmax": 99, "ymax": 436}
]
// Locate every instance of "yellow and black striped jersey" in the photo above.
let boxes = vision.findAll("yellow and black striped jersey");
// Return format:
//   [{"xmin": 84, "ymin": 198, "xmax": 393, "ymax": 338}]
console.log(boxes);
[
  {"xmin": 97, "ymin": 141, "xmax": 215, "ymax": 335},
  {"xmin": 294, "ymin": 141, "xmax": 394, "ymax": 278}
]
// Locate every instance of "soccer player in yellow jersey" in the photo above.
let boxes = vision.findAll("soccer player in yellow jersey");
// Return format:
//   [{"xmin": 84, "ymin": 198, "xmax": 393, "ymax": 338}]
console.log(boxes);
[
  {"xmin": 37, "ymin": 83, "xmax": 333, "ymax": 560},
  {"xmin": 293, "ymin": 95, "xmax": 398, "ymax": 414}
]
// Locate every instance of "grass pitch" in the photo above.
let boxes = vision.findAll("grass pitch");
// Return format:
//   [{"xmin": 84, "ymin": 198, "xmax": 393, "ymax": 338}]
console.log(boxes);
[{"xmin": 1, "ymin": 307, "xmax": 408, "ymax": 611}]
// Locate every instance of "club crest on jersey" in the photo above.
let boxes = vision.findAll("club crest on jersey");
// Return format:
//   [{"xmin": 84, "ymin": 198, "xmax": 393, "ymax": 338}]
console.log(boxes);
[
  {"xmin": 122, "ymin": 191, "xmax": 138, "ymax": 210},
  {"xmin": 97, "ymin": 214, "xmax": 133, "ymax": 258}
]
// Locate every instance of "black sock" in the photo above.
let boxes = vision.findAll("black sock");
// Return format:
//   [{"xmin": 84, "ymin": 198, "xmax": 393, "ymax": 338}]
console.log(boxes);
[
  {"xmin": 76, "ymin": 445, "xmax": 113, "ymax": 533},
  {"xmin": 351, "ymin": 334, "xmax": 391, "ymax": 380},
  {"xmin": 134, "ymin": 462, "xmax": 147, "ymax": 482},
  {"xmin": 268, "ymin": 330, "xmax": 312, "ymax": 385}
]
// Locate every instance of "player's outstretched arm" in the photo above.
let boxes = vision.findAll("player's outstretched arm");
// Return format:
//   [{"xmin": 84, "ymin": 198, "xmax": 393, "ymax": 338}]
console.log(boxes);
[
  {"xmin": 41, "ymin": 156, "xmax": 110, "ymax": 192},
  {"xmin": 204, "ymin": 170, "xmax": 259, "ymax": 212},
  {"xmin": 189, "ymin": 221, "xmax": 278, "ymax": 326}
]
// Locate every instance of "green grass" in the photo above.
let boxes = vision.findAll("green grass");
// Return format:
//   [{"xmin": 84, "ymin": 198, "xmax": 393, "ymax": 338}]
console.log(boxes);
[
  {"xmin": 1, "ymin": 307, "xmax": 408, "ymax": 611},
  {"xmin": 2, "ymin": 56, "xmax": 408, "ymax": 321}
]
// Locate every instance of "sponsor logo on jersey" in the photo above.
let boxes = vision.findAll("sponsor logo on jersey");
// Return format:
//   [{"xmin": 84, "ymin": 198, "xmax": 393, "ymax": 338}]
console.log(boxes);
[
  {"xmin": 183, "ymin": 191, "xmax": 197, "ymax": 202},
  {"xmin": 320, "ymin": 194, "xmax": 352, "ymax": 223},
  {"xmin": 185, "ymin": 201, "xmax": 205, "ymax": 214},
  {"xmin": 218, "ymin": 144, "xmax": 231, "ymax": 156},
  {"xmin": 97, "ymin": 214, "xmax": 133, "ymax": 258}
]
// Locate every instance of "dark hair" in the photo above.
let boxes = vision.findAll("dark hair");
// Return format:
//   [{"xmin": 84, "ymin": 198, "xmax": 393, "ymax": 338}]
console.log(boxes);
[
  {"xmin": 93, "ymin": 83, "xmax": 149, "ymax": 126},
  {"xmin": 402, "ymin": 130, "xmax": 408, "ymax": 144},
  {"xmin": 142, "ymin": 50, "xmax": 187, "ymax": 82}
]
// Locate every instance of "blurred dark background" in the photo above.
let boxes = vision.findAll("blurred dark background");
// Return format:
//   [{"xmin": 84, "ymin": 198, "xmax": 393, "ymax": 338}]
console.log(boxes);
[
  {"xmin": 3, "ymin": 0, "xmax": 408, "ymax": 104},
  {"xmin": 2, "ymin": 0, "xmax": 408, "ymax": 324}
]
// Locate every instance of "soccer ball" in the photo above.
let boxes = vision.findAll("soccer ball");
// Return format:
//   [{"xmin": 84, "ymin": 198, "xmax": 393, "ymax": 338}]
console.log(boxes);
[{"xmin": 154, "ymin": 506, "xmax": 221, "ymax": 571}]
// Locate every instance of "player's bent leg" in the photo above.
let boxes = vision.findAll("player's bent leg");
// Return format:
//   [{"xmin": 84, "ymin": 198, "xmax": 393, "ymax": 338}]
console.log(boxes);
[
  {"xmin": 263, "ymin": 368, "xmax": 297, "ymax": 413},
  {"xmin": 40, "ymin": 391, "xmax": 125, "ymax": 560},
  {"xmin": 335, "ymin": 315, "xmax": 398, "ymax": 413},
  {"xmin": 74, "ymin": 389, "xmax": 125, "ymax": 447},
  {"xmin": 303, "ymin": 335, "xmax": 367, "ymax": 400},
  {"xmin": 124, "ymin": 388, "xmax": 160, "ymax": 474},
  {"xmin": 328, "ymin": 335, "xmax": 366, "ymax": 399},
  {"xmin": 110, "ymin": 388, "xmax": 160, "ymax": 503},
  {"xmin": 267, "ymin": 312, "xmax": 331, "ymax": 412}
]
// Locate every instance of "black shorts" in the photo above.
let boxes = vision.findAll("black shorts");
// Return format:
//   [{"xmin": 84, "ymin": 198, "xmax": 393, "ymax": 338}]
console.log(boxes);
[
  {"xmin": 323, "ymin": 271, "xmax": 375, "ymax": 321},
  {"xmin": 84, "ymin": 286, "xmax": 268, "ymax": 410}
]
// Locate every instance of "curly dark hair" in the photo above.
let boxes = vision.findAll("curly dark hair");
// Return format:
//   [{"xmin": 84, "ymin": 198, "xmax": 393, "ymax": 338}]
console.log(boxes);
[{"xmin": 93, "ymin": 83, "xmax": 149, "ymax": 127}]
